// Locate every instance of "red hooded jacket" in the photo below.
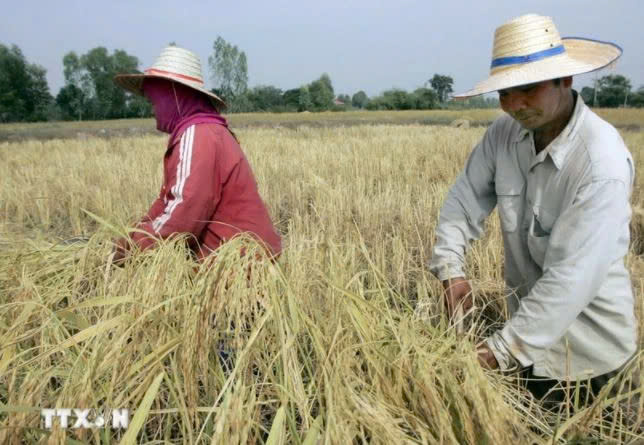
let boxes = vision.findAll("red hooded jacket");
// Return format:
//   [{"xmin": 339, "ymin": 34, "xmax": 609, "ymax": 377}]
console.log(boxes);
[{"xmin": 131, "ymin": 123, "xmax": 282, "ymax": 259}]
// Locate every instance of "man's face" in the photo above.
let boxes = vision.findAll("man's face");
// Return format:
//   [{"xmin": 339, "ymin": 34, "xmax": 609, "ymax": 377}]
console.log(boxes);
[{"xmin": 498, "ymin": 78, "xmax": 572, "ymax": 130}]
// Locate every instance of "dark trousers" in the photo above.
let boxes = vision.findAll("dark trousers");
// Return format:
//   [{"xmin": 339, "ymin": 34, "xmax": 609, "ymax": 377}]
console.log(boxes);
[
  {"xmin": 521, "ymin": 367, "xmax": 620, "ymax": 410},
  {"xmin": 520, "ymin": 359, "xmax": 642, "ymax": 432}
]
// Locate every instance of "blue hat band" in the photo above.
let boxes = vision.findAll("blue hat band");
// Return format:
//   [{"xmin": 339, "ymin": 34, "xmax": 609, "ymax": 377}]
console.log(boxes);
[{"xmin": 490, "ymin": 44, "xmax": 566, "ymax": 69}]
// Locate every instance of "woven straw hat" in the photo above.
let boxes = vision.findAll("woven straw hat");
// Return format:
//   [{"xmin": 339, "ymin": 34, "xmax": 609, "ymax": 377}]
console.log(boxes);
[
  {"xmin": 114, "ymin": 46, "xmax": 226, "ymax": 109},
  {"xmin": 454, "ymin": 14, "xmax": 622, "ymax": 99}
]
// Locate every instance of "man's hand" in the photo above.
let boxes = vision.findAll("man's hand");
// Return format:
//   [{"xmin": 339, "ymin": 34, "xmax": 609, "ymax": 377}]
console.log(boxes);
[
  {"xmin": 111, "ymin": 237, "xmax": 130, "ymax": 265},
  {"xmin": 476, "ymin": 345, "xmax": 499, "ymax": 370},
  {"xmin": 441, "ymin": 277, "xmax": 473, "ymax": 319}
]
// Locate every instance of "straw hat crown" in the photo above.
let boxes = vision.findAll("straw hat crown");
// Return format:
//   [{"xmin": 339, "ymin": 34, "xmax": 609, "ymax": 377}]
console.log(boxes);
[
  {"xmin": 114, "ymin": 46, "xmax": 225, "ymax": 109},
  {"xmin": 491, "ymin": 14, "xmax": 564, "ymax": 74},
  {"xmin": 454, "ymin": 14, "xmax": 622, "ymax": 98}
]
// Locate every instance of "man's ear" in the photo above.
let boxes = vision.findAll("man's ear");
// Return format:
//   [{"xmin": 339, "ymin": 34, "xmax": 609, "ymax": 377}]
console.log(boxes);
[{"xmin": 562, "ymin": 76, "xmax": 573, "ymax": 89}]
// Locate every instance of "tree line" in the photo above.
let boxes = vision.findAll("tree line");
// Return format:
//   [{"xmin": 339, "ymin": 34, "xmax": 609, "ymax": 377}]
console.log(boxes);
[
  {"xmin": 579, "ymin": 75, "xmax": 644, "ymax": 108},
  {"xmin": 2, "ymin": 39, "xmax": 644, "ymax": 123}
]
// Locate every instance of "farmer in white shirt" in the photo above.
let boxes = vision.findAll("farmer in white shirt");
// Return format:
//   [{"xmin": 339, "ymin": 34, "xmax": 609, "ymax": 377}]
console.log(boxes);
[{"xmin": 429, "ymin": 14, "xmax": 640, "ymax": 408}]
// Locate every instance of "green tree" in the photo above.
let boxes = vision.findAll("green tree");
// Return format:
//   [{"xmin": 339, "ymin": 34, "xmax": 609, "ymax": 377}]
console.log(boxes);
[
  {"xmin": 365, "ymin": 89, "xmax": 412, "ymax": 110},
  {"xmin": 365, "ymin": 96, "xmax": 388, "ymax": 110},
  {"xmin": 56, "ymin": 84, "xmax": 83, "ymax": 119},
  {"xmin": 0, "ymin": 43, "xmax": 53, "ymax": 122},
  {"xmin": 631, "ymin": 86, "xmax": 644, "ymax": 108},
  {"xmin": 80, "ymin": 47, "xmax": 112, "ymax": 119},
  {"xmin": 246, "ymin": 85, "xmax": 284, "ymax": 112},
  {"xmin": 385, "ymin": 89, "xmax": 413, "ymax": 109},
  {"xmin": 58, "ymin": 47, "xmax": 142, "ymax": 120},
  {"xmin": 233, "ymin": 52, "xmax": 248, "ymax": 98},
  {"xmin": 112, "ymin": 49, "xmax": 141, "ymax": 117},
  {"xmin": 125, "ymin": 94, "xmax": 153, "ymax": 118},
  {"xmin": 59, "ymin": 51, "xmax": 90, "ymax": 120},
  {"xmin": 411, "ymin": 87, "xmax": 438, "ymax": 109},
  {"xmin": 208, "ymin": 36, "xmax": 248, "ymax": 111},
  {"xmin": 351, "ymin": 90, "xmax": 368, "ymax": 109},
  {"xmin": 429, "ymin": 74, "xmax": 454, "ymax": 103},
  {"xmin": 596, "ymin": 74, "xmax": 631, "ymax": 107},
  {"xmin": 298, "ymin": 86, "xmax": 313, "ymax": 111},
  {"xmin": 24, "ymin": 64, "xmax": 52, "ymax": 121},
  {"xmin": 283, "ymin": 88, "xmax": 302, "ymax": 111},
  {"xmin": 449, "ymin": 95, "xmax": 499, "ymax": 109},
  {"xmin": 82, "ymin": 48, "xmax": 139, "ymax": 119},
  {"xmin": 308, "ymin": 74, "xmax": 334, "ymax": 111}
]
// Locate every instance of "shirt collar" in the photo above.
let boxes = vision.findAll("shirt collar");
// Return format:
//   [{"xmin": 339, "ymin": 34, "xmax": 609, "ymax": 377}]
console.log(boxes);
[{"xmin": 514, "ymin": 90, "xmax": 587, "ymax": 170}]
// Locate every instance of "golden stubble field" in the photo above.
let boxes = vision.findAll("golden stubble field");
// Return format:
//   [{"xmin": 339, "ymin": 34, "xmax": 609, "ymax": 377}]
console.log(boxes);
[{"xmin": 0, "ymin": 110, "xmax": 643, "ymax": 444}]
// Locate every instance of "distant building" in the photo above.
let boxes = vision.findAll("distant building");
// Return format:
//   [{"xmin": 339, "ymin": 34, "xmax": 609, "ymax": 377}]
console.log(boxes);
[{"xmin": 333, "ymin": 98, "xmax": 345, "ymax": 106}]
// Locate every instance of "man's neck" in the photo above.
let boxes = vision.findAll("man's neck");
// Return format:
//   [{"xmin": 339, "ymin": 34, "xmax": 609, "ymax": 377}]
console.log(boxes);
[{"xmin": 533, "ymin": 90, "xmax": 576, "ymax": 154}]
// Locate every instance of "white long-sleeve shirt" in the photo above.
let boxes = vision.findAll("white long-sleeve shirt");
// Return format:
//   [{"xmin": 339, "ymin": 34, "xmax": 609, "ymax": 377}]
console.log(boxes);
[{"xmin": 429, "ymin": 94, "xmax": 638, "ymax": 379}]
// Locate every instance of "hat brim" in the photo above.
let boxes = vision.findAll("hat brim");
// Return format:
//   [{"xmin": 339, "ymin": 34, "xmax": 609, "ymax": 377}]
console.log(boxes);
[
  {"xmin": 453, "ymin": 37, "xmax": 622, "ymax": 99},
  {"xmin": 114, "ymin": 73, "xmax": 227, "ymax": 110}
]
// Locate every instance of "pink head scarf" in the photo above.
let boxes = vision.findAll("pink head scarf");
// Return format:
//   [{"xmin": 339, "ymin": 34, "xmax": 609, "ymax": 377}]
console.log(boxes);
[{"xmin": 142, "ymin": 77, "xmax": 227, "ymax": 145}]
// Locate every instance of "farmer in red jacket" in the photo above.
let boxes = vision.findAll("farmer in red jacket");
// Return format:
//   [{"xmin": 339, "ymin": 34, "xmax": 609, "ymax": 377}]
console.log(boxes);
[{"xmin": 112, "ymin": 46, "xmax": 281, "ymax": 262}]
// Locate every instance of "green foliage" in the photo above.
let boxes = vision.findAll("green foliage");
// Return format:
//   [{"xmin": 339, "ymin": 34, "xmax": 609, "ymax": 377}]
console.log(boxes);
[
  {"xmin": 366, "ymin": 88, "xmax": 439, "ymax": 111},
  {"xmin": 275, "ymin": 75, "xmax": 336, "ymax": 112},
  {"xmin": 367, "ymin": 88, "xmax": 412, "ymax": 110},
  {"xmin": 429, "ymin": 74, "xmax": 454, "ymax": 103},
  {"xmin": 387, "ymin": 89, "xmax": 415, "ymax": 109},
  {"xmin": 308, "ymin": 74, "xmax": 334, "ymax": 111},
  {"xmin": 24, "ymin": 64, "xmax": 52, "ymax": 121},
  {"xmin": 298, "ymin": 86, "xmax": 313, "ymax": 111},
  {"xmin": 55, "ymin": 84, "xmax": 83, "ymax": 120},
  {"xmin": 579, "ymin": 75, "xmax": 636, "ymax": 108},
  {"xmin": 13, "ymin": 44, "xmax": 644, "ymax": 121},
  {"xmin": 56, "ymin": 47, "xmax": 147, "ymax": 120},
  {"xmin": 0, "ymin": 43, "xmax": 53, "ymax": 122},
  {"xmin": 282, "ymin": 88, "xmax": 302, "ymax": 111},
  {"xmin": 631, "ymin": 87, "xmax": 644, "ymax": 108},
  {"xmin": 447, "ymin": 95, "xmax": 499, "ymax": 110},
  {"xmin": 58, "ymin": 52, "xmax": 88, "ymax": 120},
  {"xmin": 596, "ymin": 75, "xmax": 631, "ymax": 107},
  {"xmin": 208, "ymin": 36, "xmax": 249, "ymax": 112},
  {"xmin": 351, "ymin": 90, "xmax": 369, "ymax": 109},
  {"xmin": 245, "ymin": 85, "xmax": 285, "ymax": 112},
  {"xmin": 412, "ymin": 87, "xmax": 439, "ymax": 109},
  {"xmin": 85, "ymin": 47, "xmax": 139, "ymax": 119},
  {"xmin": 126, "ymin": 94, "xmax": 153, "ymax": 118}
]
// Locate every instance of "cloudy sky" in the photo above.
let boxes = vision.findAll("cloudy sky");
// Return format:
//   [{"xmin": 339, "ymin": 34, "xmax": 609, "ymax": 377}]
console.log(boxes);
[{"xmin": 3, "ymin": 0, "xmax": 643, "ymax": 97}]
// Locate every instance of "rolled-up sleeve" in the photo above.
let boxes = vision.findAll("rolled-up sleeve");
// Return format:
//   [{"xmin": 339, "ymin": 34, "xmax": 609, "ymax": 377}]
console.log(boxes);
[
  {"xmin": 489, "ymin": 178, "xmax": 631, "ymax": 368},
  {"xmin": 429, "ymin": 127, "xmax": 498, "ymax": 281}
]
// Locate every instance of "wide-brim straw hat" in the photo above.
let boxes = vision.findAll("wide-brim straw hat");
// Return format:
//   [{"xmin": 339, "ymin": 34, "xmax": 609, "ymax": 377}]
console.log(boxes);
[
  {"xmin": 454, "ymin": 14, "xmax": 622, "ymax": 99},
  {"xmin": 114, "ymin": 46, "xmax": 226, "ymax": 109}
]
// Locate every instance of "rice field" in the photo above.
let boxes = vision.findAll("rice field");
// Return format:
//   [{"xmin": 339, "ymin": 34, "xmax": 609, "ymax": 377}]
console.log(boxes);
[{"xmin": 0, "ymin": 110, "xmax": 643, "ymax": 444}]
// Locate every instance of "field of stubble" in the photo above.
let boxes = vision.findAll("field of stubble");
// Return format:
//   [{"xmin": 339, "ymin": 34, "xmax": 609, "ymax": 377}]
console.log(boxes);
[{"xmin": 0, "ymin": 110, "xmax": 642, "ymax": 444}]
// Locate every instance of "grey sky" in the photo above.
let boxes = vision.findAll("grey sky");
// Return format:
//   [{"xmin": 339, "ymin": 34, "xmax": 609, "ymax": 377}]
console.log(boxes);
[{"xmin": 3, "ymin": 0, "xmax": 643, "ymax": 98}]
